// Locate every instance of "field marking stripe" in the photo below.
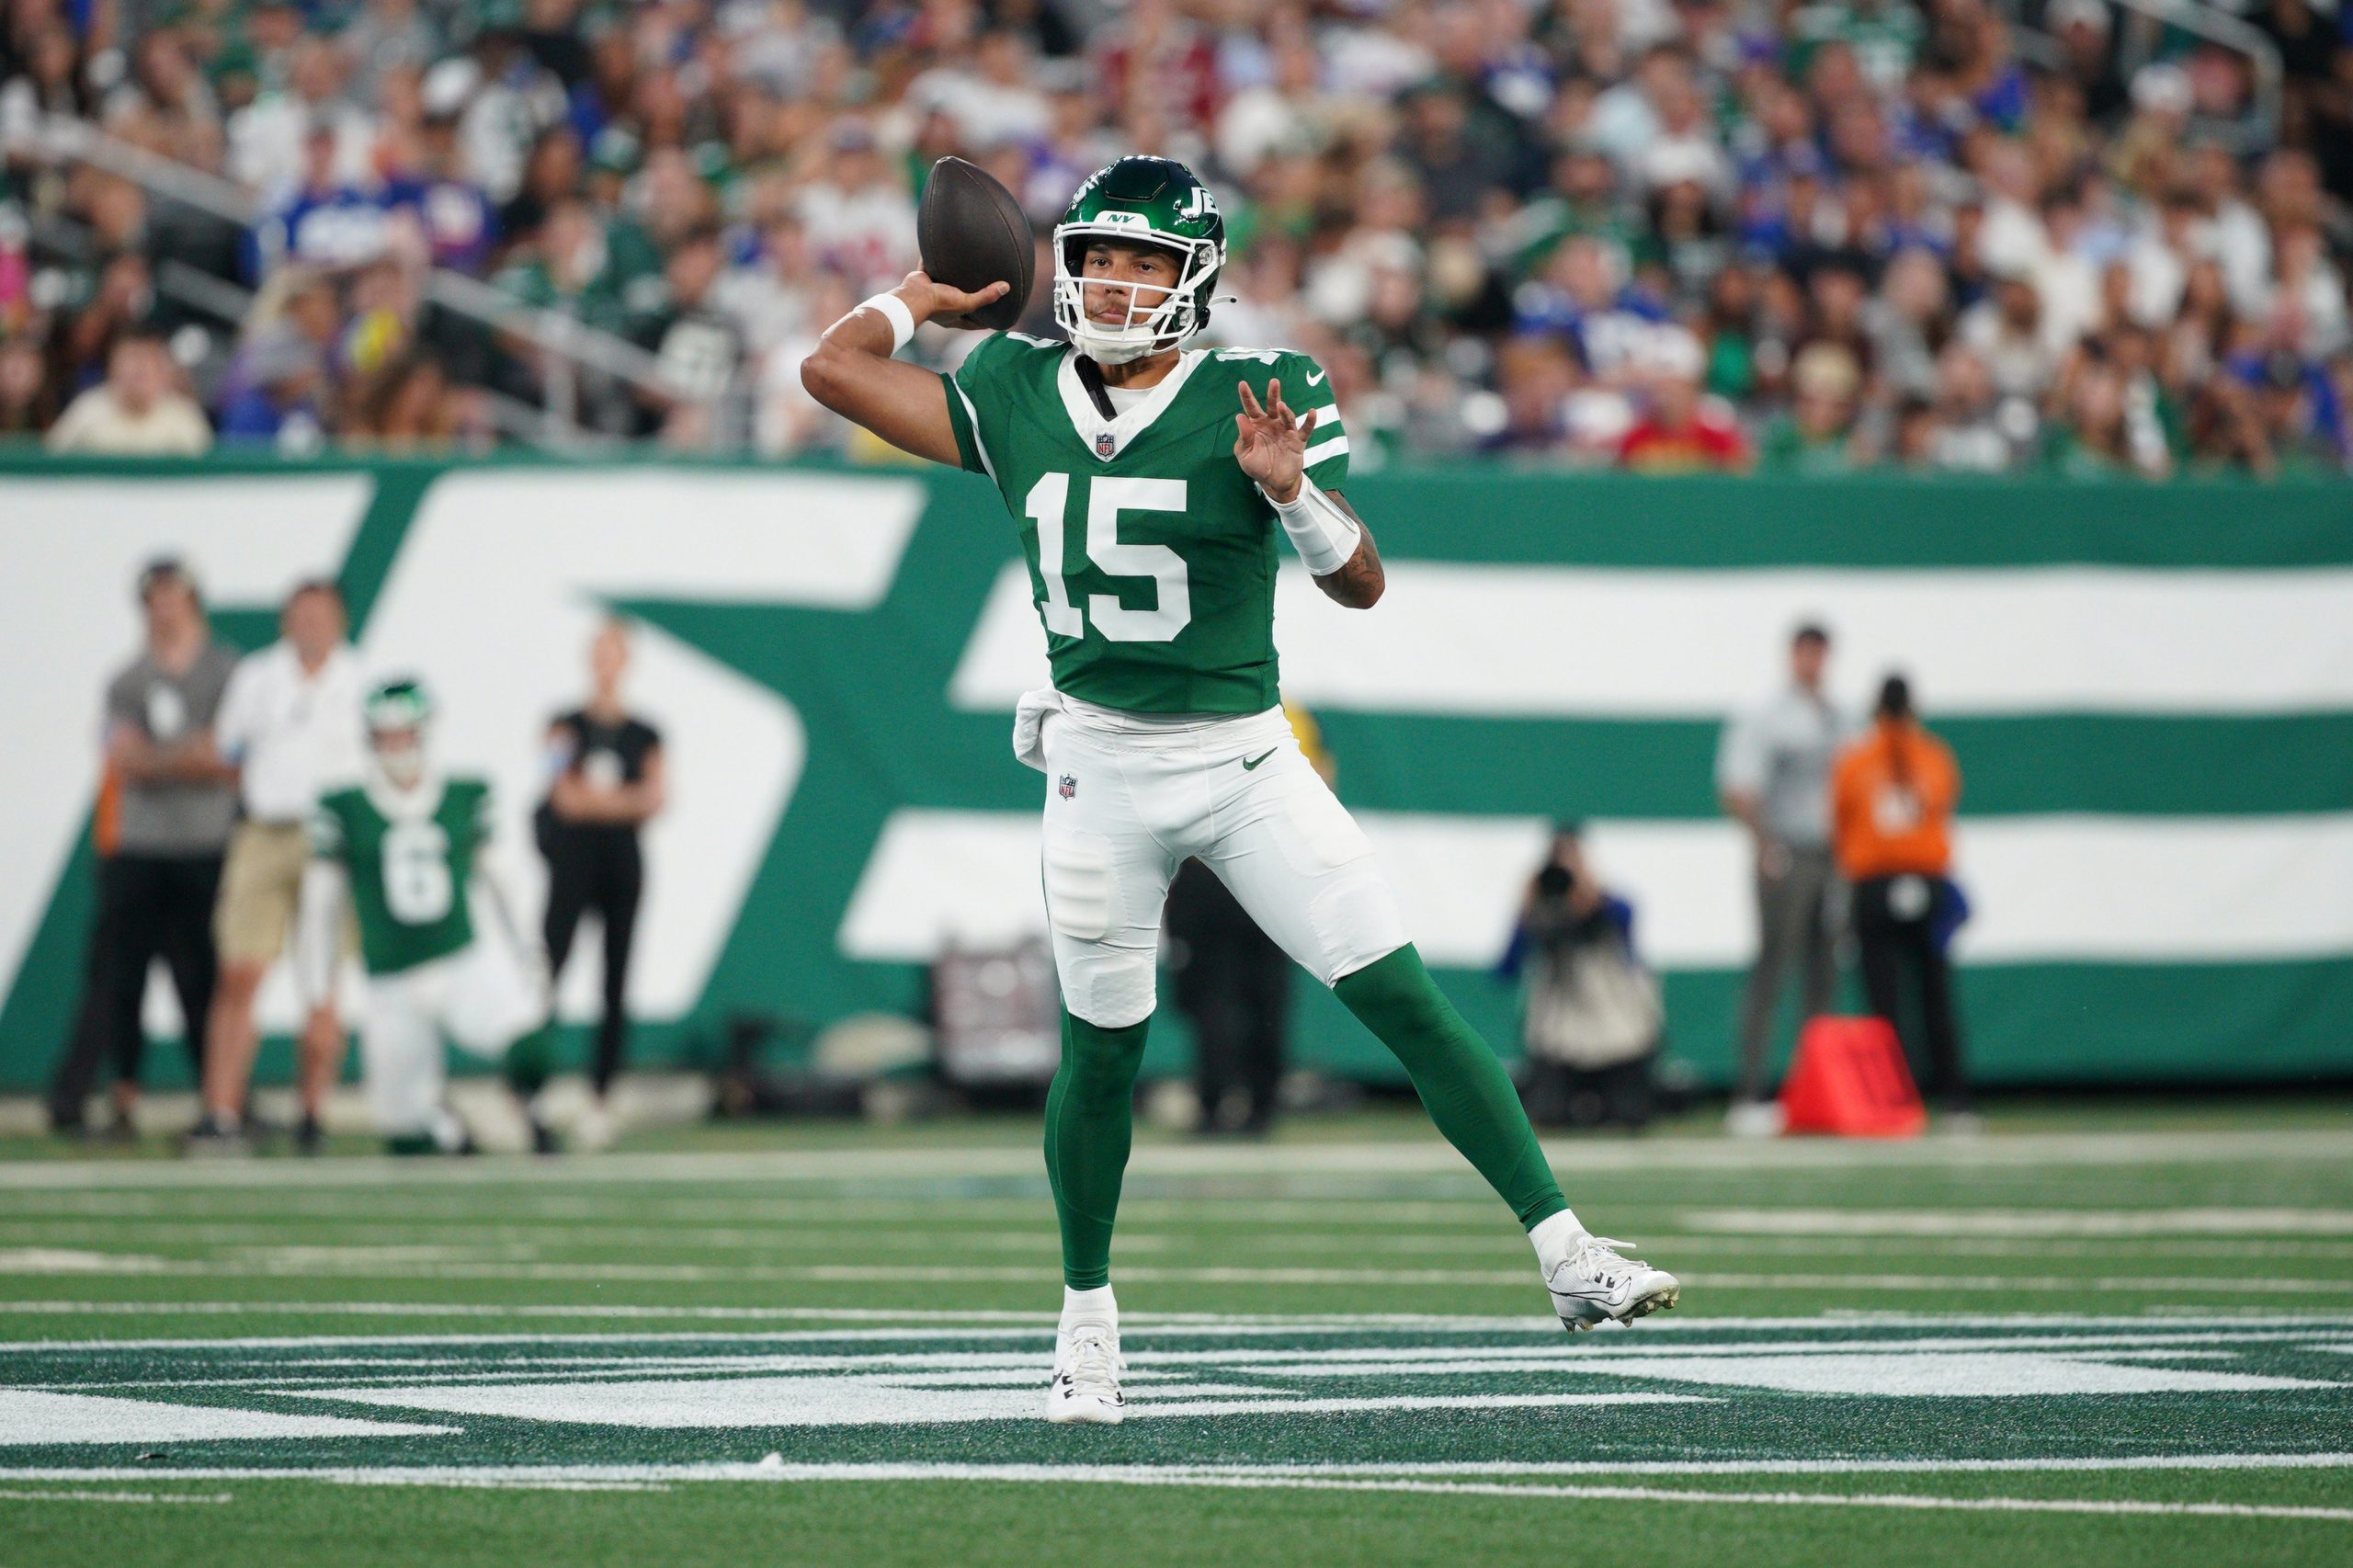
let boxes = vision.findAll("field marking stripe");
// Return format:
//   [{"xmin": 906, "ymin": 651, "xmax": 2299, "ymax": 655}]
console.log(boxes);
[
  {"xmin": 1245, "ymin": 1453, "xmax": 2353, "ymax": 1476},
  {"xmin": 0, "ymin": 1487, "xmax": 233, "ymax": 1505},
  {"xmin": 1099, "ymin": 1475, "xmax": 2353, "ymax": 1521},
  {"xmin": 5, "ymin": 1129, "xmax": 2351, "ymax": 1187},
  {"xmin": 8, "ymin": 1257, "xmax": 2350, "ymax": 1293},
  {"xmin": 8, "ymin": 1311, "xmax": 2353, "ymax": 1350},
  {"xmin": 10, "ymin": 1456, "xmax": 2353, "ymax": 1487}
]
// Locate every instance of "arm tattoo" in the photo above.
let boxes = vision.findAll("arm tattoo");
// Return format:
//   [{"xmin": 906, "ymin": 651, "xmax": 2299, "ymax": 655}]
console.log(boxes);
[{"xmin": 1314, "ymin": 490, "xmax": 1385, "ymax": 608}]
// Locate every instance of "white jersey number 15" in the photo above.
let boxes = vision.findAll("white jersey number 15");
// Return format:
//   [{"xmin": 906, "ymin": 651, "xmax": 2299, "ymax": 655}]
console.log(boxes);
[{"xmin": 1024, "ymin": 472, "xmax": 1193, "ymax": 643}]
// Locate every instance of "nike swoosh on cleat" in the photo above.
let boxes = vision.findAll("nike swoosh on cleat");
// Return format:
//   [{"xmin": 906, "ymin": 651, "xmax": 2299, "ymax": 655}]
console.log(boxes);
[{"xmin": 1242, "ymin": 749, "xmax": 1277, "ymax": 770}]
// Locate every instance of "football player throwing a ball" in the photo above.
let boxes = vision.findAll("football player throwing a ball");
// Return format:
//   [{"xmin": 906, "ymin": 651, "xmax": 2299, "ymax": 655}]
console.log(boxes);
[{"xmin": 802, "ymin": 156, "xmax": 1677, "ymax": 1426}]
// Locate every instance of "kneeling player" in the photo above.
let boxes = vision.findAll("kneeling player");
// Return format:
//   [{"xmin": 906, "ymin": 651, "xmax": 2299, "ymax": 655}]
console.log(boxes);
[
  {"xmin": 297, "ymin": 679, "xmax": 554, "ymax": 1153},
  {"xmin": 804, "ymin": 155, "xmax": 1677, "ymax": 1426}
]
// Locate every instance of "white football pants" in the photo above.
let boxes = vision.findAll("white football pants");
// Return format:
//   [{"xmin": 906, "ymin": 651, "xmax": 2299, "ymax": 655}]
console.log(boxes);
[
  {"xmin": 1034, "ymin": 696, "xmax": 1409, "ymax": 1029},
  {"xmin": 358, "ymin": 937, "xmax": 545, "ymax": 1138}
]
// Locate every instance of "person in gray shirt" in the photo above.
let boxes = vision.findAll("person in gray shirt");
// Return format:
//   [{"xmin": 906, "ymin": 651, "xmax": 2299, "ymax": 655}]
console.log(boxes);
[
  {"xmin": 46, "ymin": 558, "xmax": 239, "ymax": 1134},
  {"xmin": 1715, "ymin": 623, "xmax": 1850, "ymax": 1134}
]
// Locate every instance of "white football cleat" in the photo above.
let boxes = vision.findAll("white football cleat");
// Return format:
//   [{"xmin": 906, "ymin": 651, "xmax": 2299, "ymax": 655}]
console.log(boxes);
[
  {"xmin": 570, "ymin": 1098, "xmax": 617, "ymax": 1153},
  {"xmin": 1546, "ymin": 1234, "xmax": 1680, "ymax": 1332},
  {"xmin": 1044, "ymin": 1326, "xmax": 1126, "ymax": 1425}
]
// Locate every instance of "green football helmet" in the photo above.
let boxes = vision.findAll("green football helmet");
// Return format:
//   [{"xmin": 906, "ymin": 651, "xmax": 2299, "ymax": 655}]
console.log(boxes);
[
  {"xmin": 363, "ymin": 677, "xmax": 434, "ymax": 788},
  {"xmin": 1052, "ymin": 156, "xmax": 1227, "ymax": 364}
]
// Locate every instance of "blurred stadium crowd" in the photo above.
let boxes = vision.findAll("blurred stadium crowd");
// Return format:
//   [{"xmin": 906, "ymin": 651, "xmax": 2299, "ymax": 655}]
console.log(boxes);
[{"xmin": 2, "ymin": 0, "xmax": 2349, "ymax": 472}]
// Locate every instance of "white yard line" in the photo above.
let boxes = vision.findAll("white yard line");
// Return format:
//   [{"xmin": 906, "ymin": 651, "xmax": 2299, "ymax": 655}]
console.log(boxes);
[
  {"xmin": 13, "ymin": 1222, "xmax": 2348, "ymax": 1266},
  {"xmin": 7, "ymin": 1309, "xmax": 2353, "ymax": 1351},
  {"xmin": 0, "ymin": 1487, "xmax": 233, "ymax": 1504},
  {"xmin": 6, "ymin": 1255, "xmax": 2347, "ymax": 1293},
  {"xmin": 20, "ymin": 1328, "xmax": 2353, "ymax": 1392},
  {"xmin": 1069, "ymin": 1473, "xmax": 2353, "ymax": 1522},
  {"xmin": 17, "ymin": 1456, "xmax": 2353, "ymax": 1481},
  {"xmin": 1680, "ymin": 1208, "xmax": 2353, "ymax": 1237},
  {"xmin": 3, "ymin": 1129, "xmax": 2348, "ymax": 1188}
]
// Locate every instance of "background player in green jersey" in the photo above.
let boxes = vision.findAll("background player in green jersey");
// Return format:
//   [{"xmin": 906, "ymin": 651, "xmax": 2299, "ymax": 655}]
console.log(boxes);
[
  {"xmin": 297, "ymin": 679, "xmax": 553, "ymax": 1154},
  {"xmin": 803, "ymin": 155, "xmax": 1678, "ymax": 1425}
]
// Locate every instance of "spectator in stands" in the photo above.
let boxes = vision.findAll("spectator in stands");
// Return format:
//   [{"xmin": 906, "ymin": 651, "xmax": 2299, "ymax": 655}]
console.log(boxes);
[
  {"xmin": 1619, "ymin": 328, "xmax": 1751, "ymax": 472},
  {"xmin": 1717, "ymin": 623, "xmax": 1849, "ymax": 1136},
  {"xmin": 1760, "ymin": 342, "xmax": 1867, "ymax": 472},
  {"xmin": 47, "ymin": 560, "xmax": 238, "ymax": 1134},
  {"xmin": 0, "ymin": 0, "xmax": 2346, "ymax": 470},
  {"xmin": 45, "ymin": 327, "xmax": 212, "ymax": 454},
  {"xmin": 1832, "ymin": 674, "xmax": 1972, "ymax": 1129},
  {"xmin": 0, "ymin": 334, "xmax": 58, "ymax": 436},
  {"xmin": 259, "ymin": 118, "xmax": 392, "ymax": 275},
  {"xmin": 190, "ymin": 580, "xmax": 365, "ymax": 1156},
  {"xmin": 383, "ymin": 106, "xmax": 497, "ymax": 275},
  {"xmin": 214, "ymin": 322, "xmax": 331, "ymax": 452},
  {"xmin": 630, "ymin": 221, "xmax": 742, "ymax": 447}
]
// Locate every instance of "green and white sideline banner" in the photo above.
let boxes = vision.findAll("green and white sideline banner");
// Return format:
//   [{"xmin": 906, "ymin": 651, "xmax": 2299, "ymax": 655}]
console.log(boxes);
[{"xmin": 2, "ymin": 456, "xmax": 2347, "ymax": 1094}]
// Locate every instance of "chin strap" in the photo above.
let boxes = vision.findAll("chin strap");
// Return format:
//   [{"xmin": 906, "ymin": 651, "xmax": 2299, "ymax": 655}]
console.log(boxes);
[{"xmin": 1074, "ymin": 354, "xmax": 1118, "ymax": 420}]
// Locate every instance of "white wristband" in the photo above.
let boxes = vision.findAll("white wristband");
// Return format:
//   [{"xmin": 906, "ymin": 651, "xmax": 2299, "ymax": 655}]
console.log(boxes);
[
  {"xmin": 860, "ymin": 291, "xmax": 916, "ymax": 355},
  {"xmin": 1260, "ymin": 478, "xmax": 1362, "ymax": 577}
]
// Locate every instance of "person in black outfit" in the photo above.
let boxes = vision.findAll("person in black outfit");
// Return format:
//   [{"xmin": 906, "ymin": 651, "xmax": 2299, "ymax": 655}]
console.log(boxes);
[
  {"xmin": 1165, "ymin": 858, "xmax": 1290, "ymax": 1137},
  {"xmin": 539, "ymin": 620, "xmax": 665, "ymax": 1144}
]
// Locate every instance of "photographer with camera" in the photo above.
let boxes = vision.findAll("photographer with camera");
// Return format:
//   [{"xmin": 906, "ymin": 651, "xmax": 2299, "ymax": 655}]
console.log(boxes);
[{"xmin": 1499, "ymin": 824, "xmax": 1663, "ymax": 1131}]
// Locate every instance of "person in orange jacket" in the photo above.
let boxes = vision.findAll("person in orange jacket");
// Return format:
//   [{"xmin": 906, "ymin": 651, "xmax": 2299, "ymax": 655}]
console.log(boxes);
[{"xmin": 1831, "ymin": 674, "xmax": 1972, "ymax": 1123}]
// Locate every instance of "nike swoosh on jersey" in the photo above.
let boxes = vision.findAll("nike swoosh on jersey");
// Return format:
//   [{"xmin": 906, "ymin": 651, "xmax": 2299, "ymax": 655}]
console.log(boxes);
[
  {"xmin": 1304, "ymin": 368, "xmax": 1327, "ymax": 385},
  {"xmin": 1242, "ymin": 749, "xmax": 1277, "ymax": 770}
]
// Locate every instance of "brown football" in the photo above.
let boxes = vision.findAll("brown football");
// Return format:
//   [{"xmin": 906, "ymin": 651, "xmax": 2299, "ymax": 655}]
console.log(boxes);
[{"xmin": 916, "ymin": 156, "xmax": 1036, "ymax": 332}]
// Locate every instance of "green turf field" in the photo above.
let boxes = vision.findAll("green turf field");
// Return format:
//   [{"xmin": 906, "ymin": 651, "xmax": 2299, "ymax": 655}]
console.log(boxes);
[{"xmin": 4, "ymin": 1103, "xmax": 2351, "ymax": 1566}]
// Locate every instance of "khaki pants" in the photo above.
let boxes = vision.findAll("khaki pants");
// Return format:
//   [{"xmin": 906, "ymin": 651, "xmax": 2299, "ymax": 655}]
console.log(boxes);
[
  {"xmin": 213, "ymin": 822, "xmax": 311, "ymax": 966},
  {"xmin": 214, "ymin": 821, "xmax": 355, "ymax": 982}
]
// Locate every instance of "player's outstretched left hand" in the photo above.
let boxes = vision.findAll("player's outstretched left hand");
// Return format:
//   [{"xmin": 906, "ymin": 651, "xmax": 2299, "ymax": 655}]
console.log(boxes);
[{"xmin": 1235, "ymin": 379, "xmax": 1316, "ymax": 505}]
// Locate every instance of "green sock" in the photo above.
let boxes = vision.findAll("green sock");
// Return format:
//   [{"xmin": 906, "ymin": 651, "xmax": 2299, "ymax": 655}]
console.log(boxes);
[
  {"xmin": 1334, "ymin": 944, "xmax": 1568, "ymax": 1231},
  {"xmin": 1044, "ymin": 1009, "xmax": 1151, "ymax": 1290},
  {"xmin": 503, "ymin": 1022, "xmax": 555, "ymax": 1099}
]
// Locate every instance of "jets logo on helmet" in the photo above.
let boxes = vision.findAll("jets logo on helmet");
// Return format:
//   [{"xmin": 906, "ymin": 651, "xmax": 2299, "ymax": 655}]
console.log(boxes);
[{"xmin": 1052, "ymin": 156, "xmax": 1227, "ymax": 365}]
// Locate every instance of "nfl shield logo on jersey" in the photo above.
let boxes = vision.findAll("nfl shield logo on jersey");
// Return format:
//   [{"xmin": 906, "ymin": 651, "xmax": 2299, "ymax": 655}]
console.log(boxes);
[
  {"xmin": 1095, "ymin": 430, "xmax": 1116, "ymax": 459},
  {"xmin": 1058, "ymin": 774, "xmax": 1078, "ymax": 800}
]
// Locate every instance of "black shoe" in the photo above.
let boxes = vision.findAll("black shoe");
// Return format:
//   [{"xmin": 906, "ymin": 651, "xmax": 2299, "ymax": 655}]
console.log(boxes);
[
  {"xmin": 182, "ymin": 1116, "xmax": 251, "ymax": 1158},
  {"xmin": 293, "ymin": 1117, "xmax": 325, "ymax": 1156},
  {"xmin": 529, "ymin": 1116, "xmax": 561, "ymax": 1156}
]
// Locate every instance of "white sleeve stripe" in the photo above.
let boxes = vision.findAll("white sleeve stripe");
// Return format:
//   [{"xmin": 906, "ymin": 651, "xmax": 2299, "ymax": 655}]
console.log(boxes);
[
  {"xmin": 949, "ymin": 379, "xmax": 996, "ymax": 481},
  {"xmin": 1302, "ymin": 433, "xmax": 1351, "ymax": 467}
]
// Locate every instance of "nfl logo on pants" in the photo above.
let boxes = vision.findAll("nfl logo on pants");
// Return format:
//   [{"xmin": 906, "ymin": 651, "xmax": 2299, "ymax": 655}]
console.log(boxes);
[{"xmin": 1058, "ymin": 774, "xmax": 1077, "ymax": 799}]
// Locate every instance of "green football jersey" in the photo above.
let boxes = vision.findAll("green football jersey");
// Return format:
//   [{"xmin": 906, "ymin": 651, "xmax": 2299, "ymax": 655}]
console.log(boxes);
[
  {"xmin": 312, "ymin": 777, "xmax": 491, "ymax": 976},
  {"xmin": 940, "ymin": 335, "xmax": 1348, "ymax": 714}
]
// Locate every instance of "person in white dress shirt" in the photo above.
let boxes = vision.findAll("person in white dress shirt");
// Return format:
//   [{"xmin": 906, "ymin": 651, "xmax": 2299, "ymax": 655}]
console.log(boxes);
[{"xmin": 189, "ymin": 581, "xmax": 367, "ymax": 1153}]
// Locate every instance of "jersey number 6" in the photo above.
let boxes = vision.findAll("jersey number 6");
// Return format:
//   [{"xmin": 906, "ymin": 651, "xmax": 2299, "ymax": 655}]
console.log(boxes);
[
  {"xmin": 1024, "ymin": 472, "xmax": 1193, "ymax": 643},
  {"xmin": 382, "ymin": 820, "xmax": 455, "ymax": 925}
]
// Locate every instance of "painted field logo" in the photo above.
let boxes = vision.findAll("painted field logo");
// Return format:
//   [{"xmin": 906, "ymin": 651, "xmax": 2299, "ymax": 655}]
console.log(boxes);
[{"xmin": 2, "ymin": 1318, "xmax": 2344, "ymax": 1469}]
